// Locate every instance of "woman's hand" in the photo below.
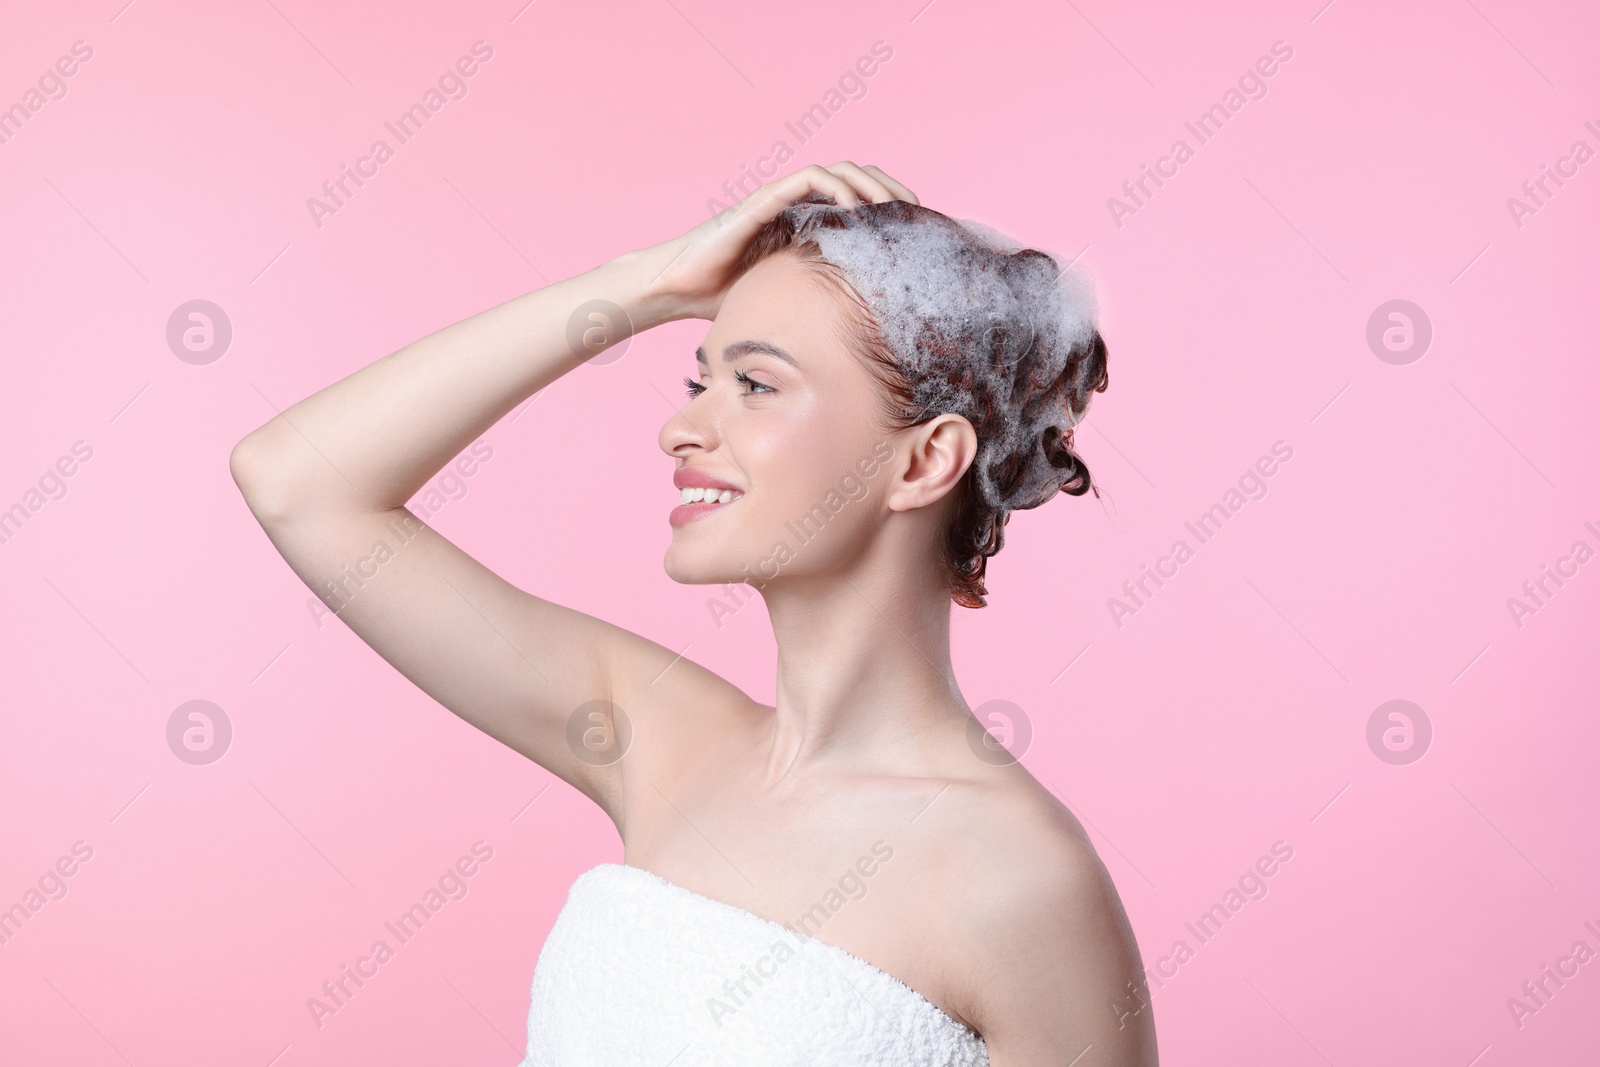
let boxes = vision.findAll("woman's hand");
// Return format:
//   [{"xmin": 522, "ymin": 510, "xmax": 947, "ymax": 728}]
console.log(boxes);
[{"xmin": 637, "ymin": 161, "xmax": 920, "ymax": 322}]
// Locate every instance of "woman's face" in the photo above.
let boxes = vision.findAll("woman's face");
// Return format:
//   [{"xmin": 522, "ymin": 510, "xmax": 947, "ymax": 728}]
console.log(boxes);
[{"xmin": 658, "ymin": 252, "xmax": 901, "ymax": 587}]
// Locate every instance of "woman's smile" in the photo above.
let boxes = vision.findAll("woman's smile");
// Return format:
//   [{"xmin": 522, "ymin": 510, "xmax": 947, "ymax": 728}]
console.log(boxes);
[{"xmin": 671, "ymin": 467, "xmax": 746, "ymax": 527}]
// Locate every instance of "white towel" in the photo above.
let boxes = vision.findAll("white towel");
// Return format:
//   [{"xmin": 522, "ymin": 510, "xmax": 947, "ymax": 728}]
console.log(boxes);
[{"xmin": 520, "ymin": 863, "xmax": 989, "ymax": 1066}]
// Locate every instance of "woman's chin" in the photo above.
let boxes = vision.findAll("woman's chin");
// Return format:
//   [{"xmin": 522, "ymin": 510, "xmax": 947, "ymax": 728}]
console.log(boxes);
[{"xmin": 661, "ymin": 548, "xmax": 743, "ymax": 587}]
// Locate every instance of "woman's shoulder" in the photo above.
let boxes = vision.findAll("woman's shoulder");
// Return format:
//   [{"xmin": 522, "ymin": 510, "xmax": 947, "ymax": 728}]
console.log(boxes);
[
  {"xmin": 919, "ymin": 771, "xmax": 1153, "ymax": 1054},
  {"xmin": 928, "ymin": 769, "xmax": 1106, "ymax": 913}
]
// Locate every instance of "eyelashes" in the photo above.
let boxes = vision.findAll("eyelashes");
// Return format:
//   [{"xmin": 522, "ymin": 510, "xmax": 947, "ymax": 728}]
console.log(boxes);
[{"xmin": 682, "ymin": 369, "xmax": 772, "ymax": 400}]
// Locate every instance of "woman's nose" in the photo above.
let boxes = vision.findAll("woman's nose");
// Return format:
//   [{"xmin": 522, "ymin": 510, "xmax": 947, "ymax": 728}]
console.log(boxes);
[{"xmin": 658, "ymin": 398, "xmax": 716, "ymax": 458}]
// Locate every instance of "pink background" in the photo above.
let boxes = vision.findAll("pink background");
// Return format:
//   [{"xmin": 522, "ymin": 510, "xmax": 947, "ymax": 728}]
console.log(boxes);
[{"xmin": 2, "ymin": 0, "xmax": 1597, "ymax": 1063}]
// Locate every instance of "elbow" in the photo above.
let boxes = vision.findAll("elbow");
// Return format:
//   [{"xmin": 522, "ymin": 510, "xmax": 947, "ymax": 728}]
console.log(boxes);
[
  {"xmin": 229, "ymin": 428, "xmax": 272, "ymax": 497},
  {"xmin": 230, "ymin": 429, "xmax": 297, "ymax": 525}
]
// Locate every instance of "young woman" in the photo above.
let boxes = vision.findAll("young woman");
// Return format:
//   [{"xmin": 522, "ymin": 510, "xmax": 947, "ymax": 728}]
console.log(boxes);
[{"xmin": 231, "ymin": 162, "xmax": 1158, "ymax": 1066}]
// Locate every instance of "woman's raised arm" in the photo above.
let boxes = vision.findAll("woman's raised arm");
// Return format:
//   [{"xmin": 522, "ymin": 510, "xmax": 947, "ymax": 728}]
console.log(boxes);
[
  {"xmin": 227, "ymin": 163, "xmax": 910, "ymax": 824},
  {"xmin": 228, "ymin": 249, "xmax": 694, "ymax": 821}
]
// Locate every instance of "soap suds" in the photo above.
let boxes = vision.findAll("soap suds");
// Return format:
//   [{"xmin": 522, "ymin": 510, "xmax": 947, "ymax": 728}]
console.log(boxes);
[{"xmin": 778, "ymin": 199, "xmax": 1103, "ymax": 514}]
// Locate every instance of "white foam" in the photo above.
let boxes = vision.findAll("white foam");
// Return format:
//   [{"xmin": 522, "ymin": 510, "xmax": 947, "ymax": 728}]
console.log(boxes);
[{"xmin": 782, "ymin": 200, "xmax": 1102, "ymax": 512}]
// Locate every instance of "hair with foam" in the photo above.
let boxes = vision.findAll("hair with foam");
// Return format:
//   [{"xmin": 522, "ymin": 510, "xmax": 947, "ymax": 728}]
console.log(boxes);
[{"xmin": 734, "ymin": 193, "xmax": 1110, "ymax": 607}]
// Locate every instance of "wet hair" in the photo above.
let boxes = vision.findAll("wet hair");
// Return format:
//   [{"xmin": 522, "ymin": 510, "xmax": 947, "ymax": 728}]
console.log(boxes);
[{"xmin": 732, "ymin": 193, "xmax": 1109, "ymax": 608}]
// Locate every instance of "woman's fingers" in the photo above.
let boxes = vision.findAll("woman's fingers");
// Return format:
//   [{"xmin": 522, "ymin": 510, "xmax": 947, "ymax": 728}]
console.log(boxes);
[
  {"xmin": 860, "ymin": 164, "xmax": 920, "ymax": 205},
  {"xmin": 729, "ymin": 162, "xmax": 917, "ymax": 233},
  {"xmin": 646, "ymin": 160, "xmax": 919, "ymax": 319},
  {"xmin": 792, "ymin": 163, "xmax": 866, "ymax": 207},
  {"xmin": 825, "ymin": 161, "xmax": 897, "ymax": 204},
  {"xmin": 728, "ymin": 163, "xmax": 860, "ymax": 232}
]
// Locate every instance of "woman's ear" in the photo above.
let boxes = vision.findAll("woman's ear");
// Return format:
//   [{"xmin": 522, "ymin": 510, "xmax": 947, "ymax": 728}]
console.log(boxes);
[{"xmin": 886, "ymin": 414, "xmax": 977, "ymax": 513}]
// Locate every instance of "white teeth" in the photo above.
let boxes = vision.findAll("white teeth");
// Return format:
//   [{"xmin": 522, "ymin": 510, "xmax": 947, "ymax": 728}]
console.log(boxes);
[{"xmin": 677, "ymin": 486, "xmax": 742, "ymax": 505}]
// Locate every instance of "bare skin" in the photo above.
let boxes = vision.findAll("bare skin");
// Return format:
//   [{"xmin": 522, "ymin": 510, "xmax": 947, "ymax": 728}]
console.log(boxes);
[{"xmin": 231, "ymin": 162, "xmax": 1158, "ymax": 1065}]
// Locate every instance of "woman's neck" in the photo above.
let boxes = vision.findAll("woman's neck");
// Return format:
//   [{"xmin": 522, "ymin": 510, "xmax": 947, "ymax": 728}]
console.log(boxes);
[{"xmin": 756, "ymin": 565, "xmax": 969, "ymax": 788}]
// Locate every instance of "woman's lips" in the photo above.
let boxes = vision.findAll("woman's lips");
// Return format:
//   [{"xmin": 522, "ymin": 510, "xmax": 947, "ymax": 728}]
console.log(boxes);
[{"xmin": 671, "ymin": 469, "xmax": 744, "ymax": 528}]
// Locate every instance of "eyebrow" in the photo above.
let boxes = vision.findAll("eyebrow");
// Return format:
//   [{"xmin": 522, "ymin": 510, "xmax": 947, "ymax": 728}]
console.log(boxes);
[{"xmin": 695, "ymin": 340, "xmax": 799, "ymax": 368}]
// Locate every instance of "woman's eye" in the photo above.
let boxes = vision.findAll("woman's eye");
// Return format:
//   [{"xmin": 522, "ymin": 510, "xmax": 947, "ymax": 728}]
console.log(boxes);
[
  {"xmin": 734, "ymin": 370, "xmax": 773, "ymax": 394},
  {"xmin": 683, "ymin": 370, "xmax": 772, "ymax": 398}
]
